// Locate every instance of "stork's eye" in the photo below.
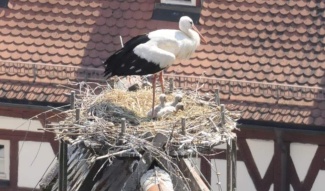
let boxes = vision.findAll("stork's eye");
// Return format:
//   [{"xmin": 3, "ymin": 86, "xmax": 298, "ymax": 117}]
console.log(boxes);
[{"xmin": 190, "ymin": 21, "xmax": 193, "ymax": 25}]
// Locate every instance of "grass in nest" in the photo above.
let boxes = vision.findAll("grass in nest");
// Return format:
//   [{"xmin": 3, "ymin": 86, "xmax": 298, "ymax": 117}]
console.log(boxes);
[{"xmin": 97, "ymin": 88, "xmax": 213, "ymax": 123}]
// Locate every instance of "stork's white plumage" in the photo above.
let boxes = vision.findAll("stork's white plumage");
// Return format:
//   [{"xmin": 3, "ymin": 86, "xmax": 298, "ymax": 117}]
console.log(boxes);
[
  {"xmin": 156, "ymin": 103, "xmax": 184, "ymax": 119},
  {"xmin": 103, "ymin": 16, "xmax": 205, "ymax": 117},
  {"xmin": 103, "ymin": 16, "xmax": 205, "ymax": 77}
]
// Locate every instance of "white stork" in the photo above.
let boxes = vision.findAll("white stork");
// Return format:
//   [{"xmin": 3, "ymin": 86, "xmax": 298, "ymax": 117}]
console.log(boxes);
[{"xmin": 104, "ymin": 16, "xmax": 206, "ymax": 116}]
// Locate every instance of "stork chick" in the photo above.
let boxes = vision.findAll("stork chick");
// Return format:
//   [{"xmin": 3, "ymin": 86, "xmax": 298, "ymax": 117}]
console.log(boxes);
[
  {"xmin": 156, "ymin": 103, "xmax": 184, "ymax": 119},
  {"xmin": 147, "ymin": 94, "xmax": 167, "ymax": 118},
  {"xmin": 166, "ymin": 93, "xmax": 183, "ymax": 107}
]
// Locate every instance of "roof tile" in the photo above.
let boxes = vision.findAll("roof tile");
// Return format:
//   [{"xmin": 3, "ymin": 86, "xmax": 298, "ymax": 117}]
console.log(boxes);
[{"xmin": 0, "ymin": 0, "xmax": 324, "ymax": 127}]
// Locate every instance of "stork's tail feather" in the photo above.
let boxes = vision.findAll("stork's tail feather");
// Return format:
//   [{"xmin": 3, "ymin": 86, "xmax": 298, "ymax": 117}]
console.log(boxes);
[{"xmin": 103, "ymin": 34, "xmax": 150, "ymax": 78}]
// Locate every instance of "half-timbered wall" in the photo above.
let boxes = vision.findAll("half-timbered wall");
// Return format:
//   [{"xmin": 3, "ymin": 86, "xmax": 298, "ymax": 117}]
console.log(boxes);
[
  {"xmin": 0, "ymin": 107, "xmax": 58, "ymax": 191},
  {"xmin": 201, "ymin": 127, "xmax": 325, "ymax": 191}
]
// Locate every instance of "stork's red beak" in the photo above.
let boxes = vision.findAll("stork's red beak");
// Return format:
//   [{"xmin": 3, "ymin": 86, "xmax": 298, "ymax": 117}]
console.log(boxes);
[{"xmin": 192, "ymin": 25, "xmax": 207, "ymax": 44}]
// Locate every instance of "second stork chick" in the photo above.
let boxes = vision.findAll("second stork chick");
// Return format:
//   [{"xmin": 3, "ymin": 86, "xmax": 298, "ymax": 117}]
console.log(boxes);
[
  {"xmin": 166, "ymin": 93, "xmax": 183, "ymax": 107},
  {"xmin": 147, "ymin": 94, "xmax": 167, "ymax": 118}
]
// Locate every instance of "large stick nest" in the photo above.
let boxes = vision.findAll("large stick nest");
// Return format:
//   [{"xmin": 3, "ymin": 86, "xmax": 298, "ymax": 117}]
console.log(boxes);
[{"xmin": 48, "ymin": 82, "xmax": 241, "ymax": 160}]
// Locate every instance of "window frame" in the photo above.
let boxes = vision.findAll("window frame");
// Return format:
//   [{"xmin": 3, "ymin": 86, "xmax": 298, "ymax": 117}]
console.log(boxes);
[
  {"xmin": 0, "ymin": 140, "xmax": 10, "ymax": 181},
  {"xmin": 161, "ymin": 0, "xmax": 197, "ymax": 6}
]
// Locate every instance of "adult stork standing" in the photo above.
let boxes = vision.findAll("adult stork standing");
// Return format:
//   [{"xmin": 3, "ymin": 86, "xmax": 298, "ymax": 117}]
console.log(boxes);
[{"xmin": 104, "ymin": 16, "xmax": 206, "ymax": 115}]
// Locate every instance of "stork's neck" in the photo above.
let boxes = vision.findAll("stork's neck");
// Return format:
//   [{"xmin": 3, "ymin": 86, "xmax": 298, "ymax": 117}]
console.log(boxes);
[
  {"xmin": 184, "ymin": 28, "xmax": 201, "ymax": 46},
  {"xmin": 160, "ymin": 100, "xmax": 166, "ymax": 107}
]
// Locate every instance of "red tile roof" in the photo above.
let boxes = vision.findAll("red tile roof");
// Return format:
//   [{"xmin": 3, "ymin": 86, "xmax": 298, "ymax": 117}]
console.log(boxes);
[
  {"xmin": 0, "ymin": 0, "xmax": 324, "ymax": 126},
  {"xmin": 166, "ymin": 0, "xmax": 325, "ymax": 126}
]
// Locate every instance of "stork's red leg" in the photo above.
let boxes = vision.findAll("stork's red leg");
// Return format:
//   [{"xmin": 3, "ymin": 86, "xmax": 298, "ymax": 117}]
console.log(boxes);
[
  {"xmin": 151, "ymin": 74, "xmax": 156, "ymax": 118},
  {"xmin": 159, "ymin": 71, "xmax": 164, "ymax": 93}
]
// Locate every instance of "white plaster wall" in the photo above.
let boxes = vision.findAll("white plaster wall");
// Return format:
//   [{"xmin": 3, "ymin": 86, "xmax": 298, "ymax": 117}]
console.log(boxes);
[
  {"xmin": 246, "ymin": 139, "xmax": 274, "ymax": 178},
  {"xmin": 210, "ymin": 159, "xmax": 225, "ymax": 190},
  {"xmin": 311, "ymin": 170, "xmax": 325, "ymax": 191},
  {"xmin": 210, "ymin": 139, "xmax": 274, "ymax": 191},
  {"xmin": 18, "ymin": 141, "xmax": 55, "ymax": 188},
  {"xmin": 211, "ymin": 159, "xmax": 255, "ymax": 191},
  {"xmin": 209, "ymin": 141, "xmax": 322, "ymax": 191},
  {"xmin": 0, "ymin": 116, "xmax": 43, "ymax": 132},
  {"xmin": 269, "ymin": 184, "xmax": 274, "ymax": 191},
  {"xmin": 290, "ymin": 142, "xmax": 318, "ymax": 182}
]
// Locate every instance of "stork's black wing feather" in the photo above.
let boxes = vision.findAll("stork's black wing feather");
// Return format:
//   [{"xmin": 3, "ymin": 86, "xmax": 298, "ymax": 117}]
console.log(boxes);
[{"xmin": 104, "ymin": 34, "xmax": 162, "ymax": 77}]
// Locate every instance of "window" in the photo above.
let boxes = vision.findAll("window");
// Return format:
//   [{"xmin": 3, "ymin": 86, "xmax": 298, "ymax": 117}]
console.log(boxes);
[
  {"xmin": 0, "ymin": 0, "xmax": 9, "ymax": 8},
  {"xmin": 161, "ymin": 0, "xmax": 196, "ymax": 6},
  {"xmin": 0, "ymin": 140, "xmax": 9, "ymax": 181},
  {"xmin": 152, "ymin": 2, "xmax": 201, "ymax": 23}
]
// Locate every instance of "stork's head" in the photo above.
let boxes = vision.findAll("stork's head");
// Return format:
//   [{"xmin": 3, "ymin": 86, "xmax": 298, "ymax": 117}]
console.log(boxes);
[
  {"xmin": 179, "ymin": 16, "xmax": 206, "ymax": 44},
  {"xmin": 159, "ymin": 94, "xmax": 167, "ymax": 104},
  {"xmin": 174, "ymin": 93, "xmax": 183, "ymax": 103},
  {"xmin": 179, "ymin": 16, "xmax": 194, "ymax": 31},
  {"xmin": 175, "ymin": 103, "xmax": 185, "ymax": 111}
]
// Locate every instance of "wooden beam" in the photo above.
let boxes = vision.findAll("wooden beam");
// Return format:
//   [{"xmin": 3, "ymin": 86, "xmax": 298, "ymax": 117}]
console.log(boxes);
[
  {"xmin": 235, "ymin": 127, "xmax": 275, "ymax": 140},
  {"xmin": 274, "ymin": 129, "xmax": 289, "ymax": 191},
  {"xmin": 321, "ymin": 159, "xmax": 325, "ymax": 170},
  {"xmin": 178, "ymin": 159, "xmax": 210, "ymax": 191},
  {"xmin": 200, "ymin": 156, "xmax": 211, "ymax": 185},
  {"xmin": 288, "ymin": 156, "xmax": 301, "ymax": 190}
]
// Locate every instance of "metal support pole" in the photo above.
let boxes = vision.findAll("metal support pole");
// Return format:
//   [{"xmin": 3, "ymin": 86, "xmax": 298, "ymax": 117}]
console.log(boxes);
[
  {"xmin": 58, "ymin": 140, "xmax": 67, "ymax": 191},
  {"xmin": 231, "ymin": 137, "xmax": 237, "ymax": 191},
  {"xmin": 275, "ymin": 129, "xmax": 289, "ymax": 191},
  {"xmin": 59, "ymin": 91, "xmax": 75, "ymax": 191},
  {"xmin": 226, "ymin": 139, "xmax": 232, "ymax": 191},
  {"xmin": 221, "ymin": 103, "xmax": 234, "ymax": 191}
]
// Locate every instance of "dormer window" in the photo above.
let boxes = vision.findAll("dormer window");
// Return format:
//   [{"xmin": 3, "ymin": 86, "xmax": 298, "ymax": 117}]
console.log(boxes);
[
  {"xmin": 0, "ymin": 0, "xmax": 9, "ymax": 8},
  {"xmin": 152, "ymin": 0, "xmax": 201, "ymax": 23},
  {"xmin": 161, "ymin": 0, "xmax": 196, "ymax": 6}
]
